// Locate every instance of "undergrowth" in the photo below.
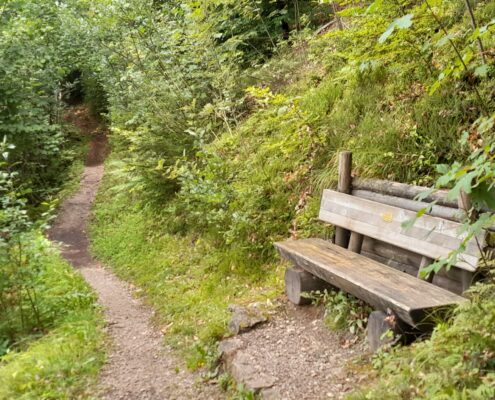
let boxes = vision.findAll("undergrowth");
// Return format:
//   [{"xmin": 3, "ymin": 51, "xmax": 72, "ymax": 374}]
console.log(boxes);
[
  {"xmin": 307, "ymin": 289, "xmax": 373, "ymax": 336},
  {"xmin": 90, "ymin": 155, "xmax": 283, "ymax": 368},
  {"xmin": 54, "ymin": 124, "xmax": 89, "ymax": 203},
  {"xmin": 349, "ymin": 280, "xmax": 495, "ymax": 400},
  {"xmin": 0, "ymin": 242, "xmax": 105, "ymax": 399},
  {"xmin": 0, "ymin": 105, "xmax": 105, "ymax": 399}
]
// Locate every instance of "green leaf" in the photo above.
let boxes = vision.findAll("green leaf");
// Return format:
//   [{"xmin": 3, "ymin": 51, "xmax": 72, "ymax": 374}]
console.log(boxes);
[
  {"xmin": 436, "ymin": 164, "xmax": 450, "ymax": 175},
  {"xmin": 435, "ymin": 33, "xmax": 456, "ymax": 48},
  {"xmin": 395, "ymin": 14, "xmax": 414, "ymax": 29},
  {"xmin": 448, "ymin": 171, "xmax": 477, "ymax": 200},
  {"xmin": 378, "ymin": 14, "xmax": 414, "ymax": 44},
  {"xmin": 379, "ymin": 25, "xmax": 396, "ymax": 44},
  {"xmin": 416, "ymin": 188, "xmax": 436, "ymax": 202},
  {"xmin": 472, "ymin": 183, "xmax": 495, "ymax": 209},
  {"xmin": 474, "ymin": 64, "xmax": 489, "ymax": 78}
]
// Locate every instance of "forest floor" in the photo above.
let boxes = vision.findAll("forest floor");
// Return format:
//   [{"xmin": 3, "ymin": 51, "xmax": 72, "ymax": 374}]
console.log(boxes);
[{"xmin": 48, "ymin": 107, "xmax": 222, "ymax": 399}]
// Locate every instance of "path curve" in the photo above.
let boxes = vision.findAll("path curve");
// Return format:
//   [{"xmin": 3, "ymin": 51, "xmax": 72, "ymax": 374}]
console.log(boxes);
[{"xmin": 49, "ymin": 109, "xmax": 222, "ymax": 399}]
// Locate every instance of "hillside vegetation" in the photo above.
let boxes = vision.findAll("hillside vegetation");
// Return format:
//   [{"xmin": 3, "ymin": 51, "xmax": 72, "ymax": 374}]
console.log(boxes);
[{"xmin": 1, "ymin": 0, "xmax": 495, "ymax": 398}]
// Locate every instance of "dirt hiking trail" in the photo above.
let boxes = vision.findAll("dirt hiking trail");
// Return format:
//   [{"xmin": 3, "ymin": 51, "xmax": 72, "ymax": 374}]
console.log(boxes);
[{"xmin": 48, "ymin": 107, "xmax": 222, "ymax": 399}]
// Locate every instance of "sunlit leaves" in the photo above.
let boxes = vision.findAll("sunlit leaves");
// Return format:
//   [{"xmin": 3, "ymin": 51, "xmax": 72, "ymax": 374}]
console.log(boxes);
[{"xmin": 378, "ymin": 13, "xmax": 414, "ymax": 44}]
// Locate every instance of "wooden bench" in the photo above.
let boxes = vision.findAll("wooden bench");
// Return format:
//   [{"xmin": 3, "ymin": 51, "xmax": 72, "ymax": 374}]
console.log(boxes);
[{"xmin": 275, "ymin": 152, "xmax": 487, "ymax": 350}]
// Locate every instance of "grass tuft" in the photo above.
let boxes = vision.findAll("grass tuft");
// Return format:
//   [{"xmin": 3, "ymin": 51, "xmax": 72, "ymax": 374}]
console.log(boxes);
[{"xmin": 0, "ymin": 248, "xmax": 105, "ymax": 400}]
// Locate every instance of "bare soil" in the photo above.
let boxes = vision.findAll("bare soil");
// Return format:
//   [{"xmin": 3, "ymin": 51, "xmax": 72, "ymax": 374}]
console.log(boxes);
[
  {"xmin": 48, "ymin": 107, "xmax": 222, "ymax": 399},
  {"xmin": 221, "ymin": 301, "xmax": 371, "ymax": 400}
]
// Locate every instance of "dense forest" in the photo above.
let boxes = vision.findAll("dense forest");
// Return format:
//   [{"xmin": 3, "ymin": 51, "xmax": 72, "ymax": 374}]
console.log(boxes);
[{"xmin": 1, "ymin": 0, "xmax": 495, "ymax": 398}]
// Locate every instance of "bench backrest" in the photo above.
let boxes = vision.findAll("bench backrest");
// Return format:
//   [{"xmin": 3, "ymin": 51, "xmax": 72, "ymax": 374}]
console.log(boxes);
[{"xmin": 319, "ymin": 190, "xmax": 485, "ymax": 272}]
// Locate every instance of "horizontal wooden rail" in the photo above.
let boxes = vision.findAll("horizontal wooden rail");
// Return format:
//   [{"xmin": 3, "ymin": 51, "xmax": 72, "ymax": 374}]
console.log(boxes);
[{"xmin": 353, "ymin": 178, "xmax": 457, "ymax": 208}]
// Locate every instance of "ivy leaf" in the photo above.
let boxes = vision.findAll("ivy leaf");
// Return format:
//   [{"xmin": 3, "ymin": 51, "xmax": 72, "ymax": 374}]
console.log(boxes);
[
  {"xmin": 394, "ymin": 13, "xmax": 414, "ymax": 29},
  {"xmin": 436, "ymin": 164, "xmax": 450, "ymax": 175},
  {"xmin": 379, "ymin": 14, "xmax": 414, "ymax": 44},
  {"xmin": 379, "ymin": 25, "xmax": 396, "ymax": 44}
]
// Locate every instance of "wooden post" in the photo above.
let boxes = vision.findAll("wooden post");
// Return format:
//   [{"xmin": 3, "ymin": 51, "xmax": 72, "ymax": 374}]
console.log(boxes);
[
  {"xmin": 335, "ymin": 151, "xmax": 352, "ymax": 248},
  {"xmin": 417, "ymin": 256, "xmax": 434, "ymax": 283},
  {"xmin": 285, "ymin": 266, "xmax": 334, "ymax": 305},
  {"xmin": 458, "ymin": 190, "xmax": 475, "ymax": 292},
  {"xmin": 348, "ymin": 231, "xmax": 364, "ymax": 254}
]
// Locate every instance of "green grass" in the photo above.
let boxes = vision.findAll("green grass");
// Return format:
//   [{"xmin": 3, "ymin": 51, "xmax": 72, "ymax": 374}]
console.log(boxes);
[
  {"xmin": 0, "ymin": 246, "xmax": 105, "ymax": 400},
  {"xmin": 90, "ymin": 156, "xmax": 283, "ymax": 367}
]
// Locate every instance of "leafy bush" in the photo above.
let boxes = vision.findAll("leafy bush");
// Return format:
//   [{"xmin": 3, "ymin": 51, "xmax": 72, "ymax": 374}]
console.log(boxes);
[{"xmin": 0, "ymin": 1, "xmax": 88, "ymax": 203}]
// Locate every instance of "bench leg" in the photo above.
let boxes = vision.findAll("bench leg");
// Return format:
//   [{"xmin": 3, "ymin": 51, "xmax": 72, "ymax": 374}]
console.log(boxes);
[
  {"xmin": 461, "ymin": 270, "xmax": 474, "ymax": 293},
  {"xmin": 285, "ymin": 266, "xmax": 334, "ymax": 305},
  {"xmin": 367, "ymin": 310, "xmax": 409, "ymax": 352},
  {"xmin": 417, "ymin": 256, "xmax": 435, "ymax": 283}
]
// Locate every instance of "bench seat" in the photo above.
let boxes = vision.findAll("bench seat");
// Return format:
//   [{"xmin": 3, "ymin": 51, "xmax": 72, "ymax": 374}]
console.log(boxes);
[{"xmin": 275, "ymin": 238, "xmax": 466, "ymax": 327}]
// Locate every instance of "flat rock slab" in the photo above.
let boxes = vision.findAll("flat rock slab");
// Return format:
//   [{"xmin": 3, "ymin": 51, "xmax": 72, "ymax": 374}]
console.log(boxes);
[
  {"xmin": 220, "ymin": 301, "xmax": 370, "ymax": 399},
  {"xmin": 228, "ymin": 304, "xmax": 268, "ymax": 334}
]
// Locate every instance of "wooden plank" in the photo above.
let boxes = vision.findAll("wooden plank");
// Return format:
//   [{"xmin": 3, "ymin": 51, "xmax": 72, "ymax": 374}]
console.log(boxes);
[
  {"xmin": 320, "ymin": 201, "xmax": 482, "ymax": 265},
  {"xmin": 361, "ymin": 249, "xmax": 463, "ymax": 294},
  {"xmin": 323, "ymin": 191, "xmax": 480, "ymax": 255},
  {"xmin": 354, "ymin": 189, "xmax": 495, "ymax": 231},
  {"xmin": 335, "ymin": 151, "xmax": 352, "ymax": 248},
  {"xmin": 352, "ymin": 178, "xmax": 457, "ymax": 208},
  {"xmin": 352, "ymin": 189, "xmax": 464, "ymax": 222},
  {"xmin": 362, "ymin": 237, "xmax": 422, "ymax": 268},
  {"xmin": 275, "ymin": 239, "xmax": 466, "ymax": 327},
  {"xmin": 353, "ymin": 178, "xmax": 494, "ymax": 215},
  {"xmin": 319, "ymin": 190, "xmax": 485, "ymax": 271},
  {"xmin": 458, "ymin": 190, "xmax": 476, "ymax": 292},
  {"xmin": 362, "ymin": 238, "xmax": 463, "ymax": 294}
]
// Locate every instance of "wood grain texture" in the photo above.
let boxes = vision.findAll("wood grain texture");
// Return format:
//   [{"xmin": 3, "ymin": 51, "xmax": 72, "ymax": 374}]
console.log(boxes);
[
  {"xmin": 361, "ymin": 250, "xmax": 462, "ymax": 294},
  {"xmin": 319, "ymin": 190, "xmax": 485, "ymax": 271},
  {"xmin": 348, "ymin": 231, "xmax": 364, "ymax": 253},
  {"xmin": 352, "ymin": 189, "xmax": 464, "ymax": 222},
  {"xmin": 362, "ymin": 238, "xmax": 463, "ymax": 294},
  {"xmin": 275, "ymin": 238, "xmax": 465, "ymax": 327},
  {"xmin": 352, "ymin": 178, "xmax": 457, "ymax": 208}
]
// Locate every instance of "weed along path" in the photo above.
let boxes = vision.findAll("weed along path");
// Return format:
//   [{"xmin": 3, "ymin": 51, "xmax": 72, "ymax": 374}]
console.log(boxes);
[{"xmin": 48, "ymin": 109, "xmax": 222, "ymax": 399}]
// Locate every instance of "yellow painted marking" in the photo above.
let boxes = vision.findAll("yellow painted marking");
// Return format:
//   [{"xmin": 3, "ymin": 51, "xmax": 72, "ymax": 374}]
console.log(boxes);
[{"xmin": 382, "ymin": 212, "xmax": 394, "ymax": 223}]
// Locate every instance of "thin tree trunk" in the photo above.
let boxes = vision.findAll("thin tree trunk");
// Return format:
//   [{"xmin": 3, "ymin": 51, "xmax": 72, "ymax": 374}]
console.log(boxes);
[
  {"xmin": 332, "ymin": 2, "xmax": 343, "ymax": 30},
  {"xmin": 464, "ymin": 0, "xmax": 487, "ymax": 64}
]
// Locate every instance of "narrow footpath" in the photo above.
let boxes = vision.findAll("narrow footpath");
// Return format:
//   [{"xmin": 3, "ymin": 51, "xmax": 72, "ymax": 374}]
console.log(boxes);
[{"xmin": 48, "ymin": 108, "xmax": 222, "ymax": 399}]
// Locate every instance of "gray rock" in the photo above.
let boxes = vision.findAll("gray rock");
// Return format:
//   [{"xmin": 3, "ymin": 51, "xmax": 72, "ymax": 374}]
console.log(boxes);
[
  {"xmin": 219, "ymin": 337, "xmax": 244, "ymax": 366},
  {"xmin": 230, "ymin": 352, "xmax": 277, "ymax": 391},
  {"xmin": 261, "ymin": 387, "xmax": 282, "ymax": 399},
  {"xmin": 228, "ymin": 304, "xmax": 268, "ymax": 334}
]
